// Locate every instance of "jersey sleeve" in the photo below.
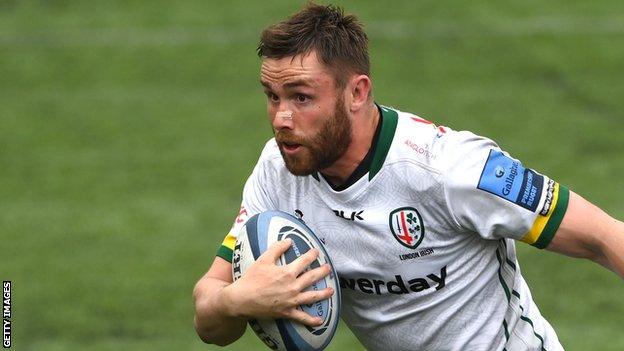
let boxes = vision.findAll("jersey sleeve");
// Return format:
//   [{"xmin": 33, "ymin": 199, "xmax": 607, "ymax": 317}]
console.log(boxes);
[
  {"xmin": 215, "ymin": 143, "xmax": 278, "ymax": 262},
  {"xmin": 441, "ymin": 130, "xmax": 569, "ymax": 248}
]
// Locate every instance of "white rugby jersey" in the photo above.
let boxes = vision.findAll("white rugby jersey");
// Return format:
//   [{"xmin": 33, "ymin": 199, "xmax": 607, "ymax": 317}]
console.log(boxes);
[{"xmin": 217, "ymin": 105, "xmax": 569, "ymax": 351}]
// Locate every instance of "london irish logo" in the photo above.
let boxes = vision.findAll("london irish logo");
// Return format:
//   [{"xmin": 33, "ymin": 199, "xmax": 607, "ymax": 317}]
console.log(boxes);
[{"xmin": 389, "ymin": 207, "xmax": 425, "ymax": 249}]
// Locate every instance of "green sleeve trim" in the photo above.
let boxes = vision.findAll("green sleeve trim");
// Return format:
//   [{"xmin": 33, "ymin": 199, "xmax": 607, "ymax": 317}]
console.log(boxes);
[
  {"xmin": 216, "ymin": 245, "xmax": 233, "ymax": 262},
  {"xmin": 369, "ymin": 106, "xmax": 398, "ymax": 180},
  {"xmin": 533, "ymin": 185, "xmax": 570, "ymax": 249}
]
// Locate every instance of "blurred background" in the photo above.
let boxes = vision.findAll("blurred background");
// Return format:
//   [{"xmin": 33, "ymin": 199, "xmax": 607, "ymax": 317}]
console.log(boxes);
[{"xmin": 1, "ymin": 0, "xmax": 622, "ymax": 350}]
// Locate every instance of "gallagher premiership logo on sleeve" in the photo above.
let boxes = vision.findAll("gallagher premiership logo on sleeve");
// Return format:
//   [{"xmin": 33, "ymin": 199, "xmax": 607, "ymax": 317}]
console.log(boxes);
[{"xmin": 477, "ymin": 150, "xmax": 544, "ymax": 212}]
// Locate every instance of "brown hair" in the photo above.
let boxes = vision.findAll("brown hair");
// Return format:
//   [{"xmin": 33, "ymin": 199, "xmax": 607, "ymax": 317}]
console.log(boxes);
[{"xmin": 257, "ymin": 2, "xmax": 370, "ymax": 88}]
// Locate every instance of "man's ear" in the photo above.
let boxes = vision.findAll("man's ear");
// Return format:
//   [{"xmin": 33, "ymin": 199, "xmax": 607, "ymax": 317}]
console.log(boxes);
[{"xmin": 348, "ymin": 75, "xmax": 372, "ymax": 112}]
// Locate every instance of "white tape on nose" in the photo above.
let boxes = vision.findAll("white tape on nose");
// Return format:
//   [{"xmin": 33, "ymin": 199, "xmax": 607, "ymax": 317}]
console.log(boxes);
[{"xmin": 276, "ymin": 110, "xmax": 294, "ymax": 120}]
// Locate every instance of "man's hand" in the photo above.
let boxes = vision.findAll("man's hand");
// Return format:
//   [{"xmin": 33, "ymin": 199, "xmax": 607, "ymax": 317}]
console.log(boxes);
[
  {"xmin": 193, "ymin": 239, "xmax": 335, "ymax": 345},
  {"xmin": 220, "ymin": 239, "xmax": 335, "ymax": 326}
]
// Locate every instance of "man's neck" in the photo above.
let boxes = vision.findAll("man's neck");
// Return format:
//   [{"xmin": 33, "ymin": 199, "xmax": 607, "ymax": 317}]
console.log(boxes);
[{"xmin": 320, "ymin": 103, "xmax": 380, "ymax": 187}]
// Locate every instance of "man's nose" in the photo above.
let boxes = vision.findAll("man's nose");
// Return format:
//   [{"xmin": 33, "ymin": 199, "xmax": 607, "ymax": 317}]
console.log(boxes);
[{"xmin": 272, "ymin": 108, "xmax": 295, "ymax": 130}]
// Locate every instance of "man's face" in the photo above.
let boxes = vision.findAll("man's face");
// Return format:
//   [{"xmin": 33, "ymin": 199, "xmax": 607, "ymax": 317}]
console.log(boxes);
[{"xmin": 260, "ymin": 52, "xmax": 352, "ymax": 176}]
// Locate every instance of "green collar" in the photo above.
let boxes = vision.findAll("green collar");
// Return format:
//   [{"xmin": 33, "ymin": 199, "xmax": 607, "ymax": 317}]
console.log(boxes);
[{"xmin": 369, "ymin": 105, "xmax": 398, "ymax": 180}]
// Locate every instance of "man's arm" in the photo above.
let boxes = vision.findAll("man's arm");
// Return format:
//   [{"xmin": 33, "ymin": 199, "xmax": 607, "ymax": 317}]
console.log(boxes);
[
  {"xmin": 193, "ymin": 256, "xmax": 245, "ymax": 346},
  {"xmin": 193, "ymin": 239, "xmax": 334, "ymax": 345},
  {"xmin": 546, "ymin": 191, "xmax": 624, "ymax": 278}
]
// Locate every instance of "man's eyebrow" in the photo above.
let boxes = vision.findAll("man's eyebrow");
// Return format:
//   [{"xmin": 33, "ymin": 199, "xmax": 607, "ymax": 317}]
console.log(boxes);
[
  {"xmin": 283, "ymin": 79, "xmax": 314, "ymax": 88},
  {"xmin": 259, "ymin": 79, "xmax": 314, "ymax": 90},
  {"xmin": 260, "ymin": 80, "xmax": 271, "ymax": 89}
]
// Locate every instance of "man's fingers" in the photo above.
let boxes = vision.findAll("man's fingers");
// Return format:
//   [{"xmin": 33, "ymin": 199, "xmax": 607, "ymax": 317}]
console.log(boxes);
[
  {"xmin": 288, "ymin": 248, "xmax": 320, "ymax": 275},
  {"xmin": 296, "ymin": 263, "xmax": 331, "ymax": 290},
  {"xmin": 257, "ymin": 242, "xmax": 329, "ymax": 287},
  {"xmin": 258, "ymin": 238, "xmax": 292, "ymax": 263},
  {"xmin": 283, "ymin": 307, "xmax": 325, "ymax": 327},
  {"xmin": 294, "ymin": 287, "xmax": 334, "ymax": 306}
]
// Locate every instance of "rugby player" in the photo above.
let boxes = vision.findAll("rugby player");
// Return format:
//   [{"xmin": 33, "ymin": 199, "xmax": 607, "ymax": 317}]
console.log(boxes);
[{"xmin": 193, "ymin": 3, "xmax": 624, "ymax": 350}]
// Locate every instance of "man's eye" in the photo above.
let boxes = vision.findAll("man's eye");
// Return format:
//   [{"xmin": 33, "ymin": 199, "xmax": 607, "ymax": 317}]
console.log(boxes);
[
  {"xmin": 295, "ymin": 94, "xmax": 309, "ymax": 103},
  {"xmin": 266, "ymin": 92, "xmax": 279, "ymax": 102}
]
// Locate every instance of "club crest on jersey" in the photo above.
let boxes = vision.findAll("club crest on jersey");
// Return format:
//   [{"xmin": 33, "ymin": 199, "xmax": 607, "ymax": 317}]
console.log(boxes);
[{"xmin": 389, "ymin": 207, "xmax": 425, "ymax": 249}]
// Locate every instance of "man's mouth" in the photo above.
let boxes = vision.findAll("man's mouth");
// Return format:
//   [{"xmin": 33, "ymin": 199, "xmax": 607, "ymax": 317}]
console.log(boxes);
[{"xmin": 280, "ymin": 141, "xmax": 302, "ymax": 153}]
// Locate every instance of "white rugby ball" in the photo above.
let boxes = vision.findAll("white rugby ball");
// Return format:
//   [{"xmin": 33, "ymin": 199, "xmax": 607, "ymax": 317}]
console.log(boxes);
[{"xmin": 232, "ymin": 210, "xmax": 341, "ymax": 351}]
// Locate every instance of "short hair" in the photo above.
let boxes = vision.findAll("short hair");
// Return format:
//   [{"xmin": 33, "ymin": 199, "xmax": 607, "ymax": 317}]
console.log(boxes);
[{"xmin": 257, "ymin": 2, "xmax": 370, "ymax": 88}]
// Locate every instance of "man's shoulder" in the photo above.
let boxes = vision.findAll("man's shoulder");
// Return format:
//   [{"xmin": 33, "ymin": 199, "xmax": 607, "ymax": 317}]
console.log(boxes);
[
  {"xmin": 390, "ymin": 107, "xmax": 482, "ymax": 147},
  {"xmin": 382, "ymin": 106, "xmax": 455, "ymax": 166},
  {"xmin": 258, "ymin": 137, "xmax": 282, "ymax": 161},
  {"xmin": 252, "ymin": 138, "xmax": 293, "ymax": 178},
  {"xmin": 382, "ymin": 105, "xmax": 498, "ymax": 173},
  {"xmin": 253, "ymin": 138, "xmax": 288, "ymax": 169}
]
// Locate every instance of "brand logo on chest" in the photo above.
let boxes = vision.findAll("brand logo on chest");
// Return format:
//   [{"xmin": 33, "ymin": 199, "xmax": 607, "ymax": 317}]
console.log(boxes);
[
  {"xmin": 332, "ymin": 210, "xmax": 364, "ymax": 221},
  {"xmin": 389, "ymin": 207, "xmax": 425, "ymax": 249}
]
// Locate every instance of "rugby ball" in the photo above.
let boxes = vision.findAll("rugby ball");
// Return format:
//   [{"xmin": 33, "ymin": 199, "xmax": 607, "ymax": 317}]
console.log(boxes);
[{"xmin": 232, "ymin": 210, "xmax": 341, "ymax": 351}]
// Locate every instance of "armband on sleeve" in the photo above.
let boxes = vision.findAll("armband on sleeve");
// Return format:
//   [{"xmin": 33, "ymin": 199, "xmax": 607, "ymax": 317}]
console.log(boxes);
[
  {"xmin": 520, "ymin": 182, "xmax": 570, "ymax": 249},
  {"xmin": 216, "ymin": 232, "xmax": 237, "ymax": 262},
  {"xmin": 216, "ymin": 205, "xmax": 249, "ymax": 263}
]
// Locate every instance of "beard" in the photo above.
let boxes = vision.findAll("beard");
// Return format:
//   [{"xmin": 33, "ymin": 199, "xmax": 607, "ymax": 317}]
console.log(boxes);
[{"xmin": 274, "ymin": 95, "xmax": 352, "ymax": 176}]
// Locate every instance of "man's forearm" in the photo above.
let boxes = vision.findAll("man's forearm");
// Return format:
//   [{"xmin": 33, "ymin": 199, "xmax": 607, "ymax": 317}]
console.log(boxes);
[
  {"xmin": 193, "ymin": 276, "xmax": 247, "ymax": 345},
  {"xmin": 548, "ymin": 192, "xmax": 624, "ymax": 279},
  {"xmin": 595, "ymin": 219, "xmax": 624, "ymax": 278}
]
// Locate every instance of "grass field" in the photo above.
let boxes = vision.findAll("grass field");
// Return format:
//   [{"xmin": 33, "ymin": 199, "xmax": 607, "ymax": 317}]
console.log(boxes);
[{"xmin": 1, "ymin": 1, "xmax": 623, "ymax": 350}]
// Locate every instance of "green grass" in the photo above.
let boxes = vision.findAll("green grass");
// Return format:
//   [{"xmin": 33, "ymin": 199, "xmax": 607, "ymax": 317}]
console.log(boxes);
[{"xmin": 1, "ymin": 1, "xmax": 623, "ymax": 350}]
